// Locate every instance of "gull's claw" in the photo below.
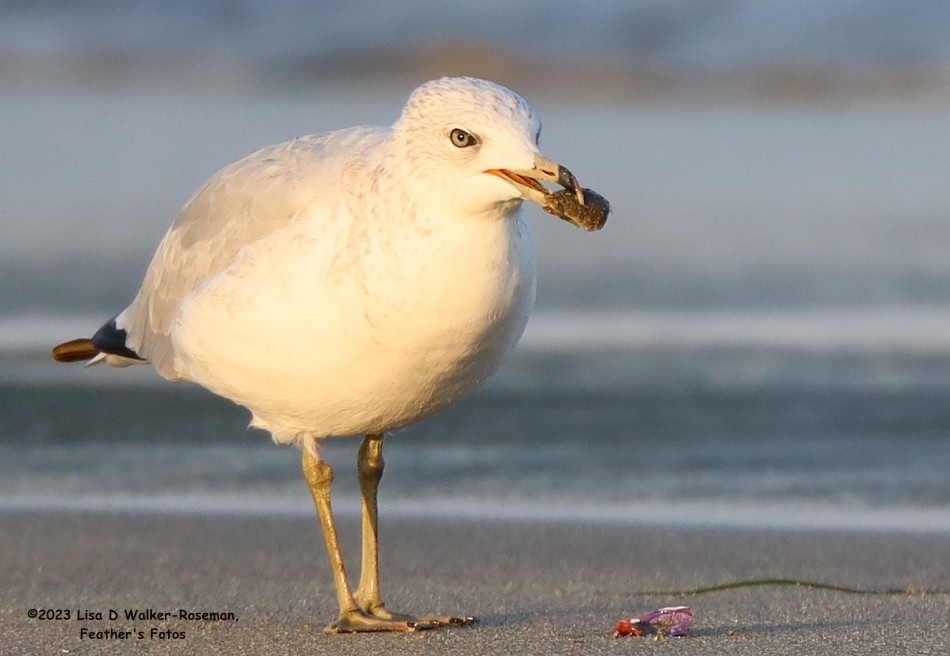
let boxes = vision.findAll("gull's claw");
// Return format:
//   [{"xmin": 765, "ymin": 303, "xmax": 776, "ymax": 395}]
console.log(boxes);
[
  {"xmin": 557, "ymin": 165, "xmax": 585, "ymax": 205},
  {"xmin": 324, "ymin": 608, "xmax": 440, "ymax": 633},
  {"xmin": 356, "ymin": 603, "xmax": 478, "ymax": 630}
]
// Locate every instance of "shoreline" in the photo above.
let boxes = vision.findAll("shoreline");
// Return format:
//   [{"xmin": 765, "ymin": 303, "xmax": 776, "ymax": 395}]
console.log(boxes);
[
  {"xmin": 2, "ymin": 497, "xmax": 950, "ymax": 536},
  {"xmin": 2, "ymin": 510, "xmax": 947, "ymax": 654}
]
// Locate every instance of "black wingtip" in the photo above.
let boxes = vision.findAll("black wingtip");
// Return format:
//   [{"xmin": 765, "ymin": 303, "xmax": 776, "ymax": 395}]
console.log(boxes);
[{"xmin": 91, "ymin": 317, "xmax": 145, "ymax": 361}]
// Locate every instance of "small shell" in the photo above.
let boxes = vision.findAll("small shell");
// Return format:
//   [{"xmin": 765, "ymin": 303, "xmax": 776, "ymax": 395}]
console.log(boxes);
[{"xmin": 542, "ymin": 187, "xmax": 610, "ymax": 231}]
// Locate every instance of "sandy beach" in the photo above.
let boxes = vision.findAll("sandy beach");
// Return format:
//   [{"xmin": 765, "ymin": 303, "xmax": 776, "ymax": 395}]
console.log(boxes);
[{"xmin": 1, "ymin": 510, "xmax": 947, "ymax": 655}]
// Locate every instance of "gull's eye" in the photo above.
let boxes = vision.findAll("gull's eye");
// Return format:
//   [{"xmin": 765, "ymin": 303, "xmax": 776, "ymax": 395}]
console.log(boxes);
[{"xmin": 449, "ymin": 128, "xmax": 477, "ymax": 148}]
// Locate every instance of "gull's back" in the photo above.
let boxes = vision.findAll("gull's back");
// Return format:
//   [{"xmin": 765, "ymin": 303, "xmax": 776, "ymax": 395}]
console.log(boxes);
[{"xmin": 117, "ymin": 127, "xmax": 384, "ymax": 379}]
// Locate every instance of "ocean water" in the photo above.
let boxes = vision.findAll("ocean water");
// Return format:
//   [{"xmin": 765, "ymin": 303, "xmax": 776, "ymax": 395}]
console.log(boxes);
[
  {"xmin": 2, "ymin": 4, "xmax": 950, "ymax": 531},
  {"xmin": 3, "ymin": 306, "xmax": 950, "ymax": 532},
  {"xmin": 4, "ymin": 1, "xmax": 950, "ymax": 75}
]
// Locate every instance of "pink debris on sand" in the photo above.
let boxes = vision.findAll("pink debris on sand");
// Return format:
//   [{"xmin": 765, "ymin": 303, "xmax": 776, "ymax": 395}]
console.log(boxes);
[{"xmin": 613, "ymin": 606, "xmax": 694, "ymax": 638}]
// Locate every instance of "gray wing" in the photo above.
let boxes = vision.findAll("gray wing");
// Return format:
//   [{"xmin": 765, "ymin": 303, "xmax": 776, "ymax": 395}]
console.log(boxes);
[{"xmin": 117, "ymin": 126, "xmax": 383, "ymax": 379}]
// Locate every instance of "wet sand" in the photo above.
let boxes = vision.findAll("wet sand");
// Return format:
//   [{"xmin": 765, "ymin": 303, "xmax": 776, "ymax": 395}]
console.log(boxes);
[{"xmin": 1, "ymin": 510, "xmax": 947, "ymax": 655}]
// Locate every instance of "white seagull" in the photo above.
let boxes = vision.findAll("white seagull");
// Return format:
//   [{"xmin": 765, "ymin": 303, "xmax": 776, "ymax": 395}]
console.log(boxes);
[{"xmin": 53, "ymin": 76, "xmax": 606, "ymax": 633}]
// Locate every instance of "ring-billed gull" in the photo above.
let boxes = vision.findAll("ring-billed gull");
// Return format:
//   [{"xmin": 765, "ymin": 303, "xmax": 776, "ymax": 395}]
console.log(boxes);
[{"xmin": 52, "ymin": 76, "xmax": 608, "ymax": 633}]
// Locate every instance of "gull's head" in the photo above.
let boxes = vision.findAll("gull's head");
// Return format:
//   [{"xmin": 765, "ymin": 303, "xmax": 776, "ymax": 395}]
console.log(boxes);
[{"xmin": 393, "ymin": 76, "xmax": 585, "ymax": 218}]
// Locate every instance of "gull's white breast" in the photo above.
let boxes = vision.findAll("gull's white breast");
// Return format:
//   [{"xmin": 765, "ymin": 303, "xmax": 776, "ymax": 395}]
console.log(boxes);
[{"xmin": 170, "ymin": 194, "xmax": 536, "ymax": 443}]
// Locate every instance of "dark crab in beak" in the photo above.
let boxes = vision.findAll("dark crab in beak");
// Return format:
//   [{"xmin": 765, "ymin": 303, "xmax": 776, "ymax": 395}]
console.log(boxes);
[{"xmin": 485, "ymin": 155, "xmax": 610, "ymax": 232}]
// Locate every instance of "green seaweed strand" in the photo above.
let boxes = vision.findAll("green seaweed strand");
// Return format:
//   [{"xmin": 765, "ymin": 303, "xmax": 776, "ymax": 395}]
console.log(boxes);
[{"xmin": 639, "ymin": 578, "xmax": 946, "ymax": 596}]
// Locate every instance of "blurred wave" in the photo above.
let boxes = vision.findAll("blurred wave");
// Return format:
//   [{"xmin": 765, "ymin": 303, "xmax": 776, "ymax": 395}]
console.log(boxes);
[
  {"xmin": 8, "ymin": 308, "xmax": 950, "ymax": 357},
  {"xmin": 2, "ymin": 1, "xmax": 950, "ymax": 100},
  {"xmin": 3, "ymin": 94, "xmax": 950, "ymax": 315},
  {"xmin": 2, "ymin": 382, "xmax": 949, "ymax": 531},
  {"xmin": 7, "ymin": 308, "xmax": 950, "ymax": 397}
]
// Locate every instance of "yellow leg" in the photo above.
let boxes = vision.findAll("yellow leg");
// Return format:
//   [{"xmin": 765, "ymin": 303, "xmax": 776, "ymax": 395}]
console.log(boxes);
[
  {"xmin": 352, "ymin": 434, "xmax": 478, "ymax": 629},
  {"xmin": 301, "ymin": 446, "xmax": 419, "ymax": 633},
  {"xmin": 354, "ymin": 433, "xmax": 385, "ymax": 612}
]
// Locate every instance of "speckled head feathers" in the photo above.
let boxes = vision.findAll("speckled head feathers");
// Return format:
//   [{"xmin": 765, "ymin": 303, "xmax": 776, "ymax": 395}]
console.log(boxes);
[
  {"xmin": 398, "ymin": 77, "xmax": 536, "ymax": 133},
  {"xmin": 390, "ymin": 77, "xmax": 543, "ymax": 211}
]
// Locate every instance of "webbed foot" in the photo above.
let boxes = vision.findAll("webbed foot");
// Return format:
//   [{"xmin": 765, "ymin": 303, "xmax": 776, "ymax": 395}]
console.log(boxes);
[
  {"xmin": 324, "ymin": 607, "xmax": 438, "ymax": 633},
  {"xmin": 324, "ymin": 605, "xmax": 478, "ymax": 633},
  {"xmin": 365, "ymin": 603, "xmax": 478, "ymax": 628}
]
